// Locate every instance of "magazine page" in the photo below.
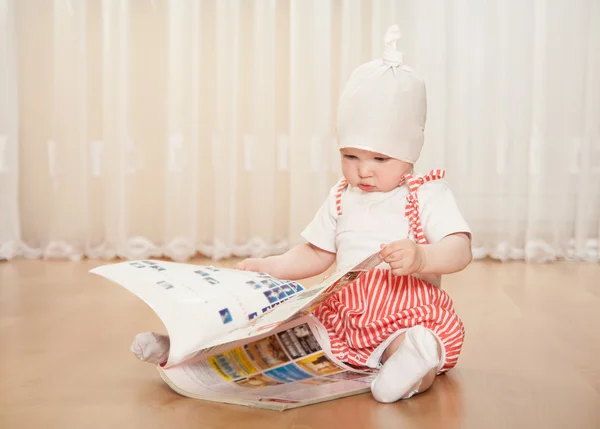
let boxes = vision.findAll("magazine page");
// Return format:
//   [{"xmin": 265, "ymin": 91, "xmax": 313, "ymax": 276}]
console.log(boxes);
[
  {"xmin": 89, "ymin": 260, "xmax": 307, "ymax": 366},
  {"xmin": 196, "ymin": 252, "xmax": 383, "ymax": 351},
  {"xmin": 157, "ymin": 314, "xmax": 376, "ymax": 411}
]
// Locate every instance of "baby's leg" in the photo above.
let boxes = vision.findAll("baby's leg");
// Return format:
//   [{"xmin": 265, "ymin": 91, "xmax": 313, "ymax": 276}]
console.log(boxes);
[
  {"xmin": 370, "ymin": 325, "xmax": 442, "ymax": 403},
  {"xmin": 130, "ymin": 332, "xmax": 170, "ymax": 365}
]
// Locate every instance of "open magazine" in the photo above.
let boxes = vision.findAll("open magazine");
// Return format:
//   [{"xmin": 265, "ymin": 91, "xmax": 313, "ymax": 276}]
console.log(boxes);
[{"xmin": 90, "ymin": 252, "xmax": 383, "ymax": 411}]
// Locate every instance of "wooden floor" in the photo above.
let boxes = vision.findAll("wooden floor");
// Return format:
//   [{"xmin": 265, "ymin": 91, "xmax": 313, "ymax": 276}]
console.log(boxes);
[{"xmin": 1, "ymin": 258, "xmax": 599, "ymax": 429}]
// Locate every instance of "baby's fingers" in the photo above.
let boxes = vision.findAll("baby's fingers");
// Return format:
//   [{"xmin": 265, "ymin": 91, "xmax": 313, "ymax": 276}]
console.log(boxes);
[
  {"xmin": 236, "ymin": 259, "xmax": 251, "ymax": 270},
  {"xmin": 379, "ymin": 244, "xmax": 403, "ymax": 262},
  {"xmin": 379, "ymin": 242, "xmax": 398, "ymax": 260}
]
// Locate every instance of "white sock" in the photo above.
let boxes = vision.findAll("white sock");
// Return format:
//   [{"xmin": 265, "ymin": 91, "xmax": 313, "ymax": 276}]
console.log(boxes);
[
  {"xmin": 371, "ymin": 325, "xmax": 441, "ymax": 403},
  {"xmin": 130, "ymin": 332, "xmax": 170, "ymax": 365}
]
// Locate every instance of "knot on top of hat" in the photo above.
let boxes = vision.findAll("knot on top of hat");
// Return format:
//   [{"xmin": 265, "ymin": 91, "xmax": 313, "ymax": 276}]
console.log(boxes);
[{"xmin": 382, "ymin": 24, "xmax": 403, "ymax": 67}]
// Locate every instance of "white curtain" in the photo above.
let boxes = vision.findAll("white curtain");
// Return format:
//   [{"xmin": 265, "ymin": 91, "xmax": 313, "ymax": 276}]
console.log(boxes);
[{"xmin": 1, "ymin": 0, "xmax": 599, "ymax": 263}]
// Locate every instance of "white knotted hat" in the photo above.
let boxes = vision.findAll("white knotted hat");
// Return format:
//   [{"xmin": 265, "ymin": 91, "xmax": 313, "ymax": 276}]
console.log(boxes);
[{"xmin": 336, "ymin": 25, "xmax": 427, "ymax": 164}]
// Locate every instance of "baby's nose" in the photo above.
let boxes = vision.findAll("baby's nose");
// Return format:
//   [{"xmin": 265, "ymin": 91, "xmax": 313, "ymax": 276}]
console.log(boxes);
[{"xmin": 359, "ymin": 166, "xmax": 372, "ymax": 177}]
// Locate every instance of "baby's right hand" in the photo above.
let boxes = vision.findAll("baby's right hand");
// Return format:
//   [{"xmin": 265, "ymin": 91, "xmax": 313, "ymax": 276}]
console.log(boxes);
[{"xmin": 236, "ymin": 257, "xmax": 271, "ymax": 274}]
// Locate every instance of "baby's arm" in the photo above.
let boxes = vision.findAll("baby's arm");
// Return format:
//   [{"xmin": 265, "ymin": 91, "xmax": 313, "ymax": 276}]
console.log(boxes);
[
  {"xmin": 419, "ymin": 232, "xmax": 472, "ymax": 274},
  {"xmin": 380, "ymin": 232, "xmax": 472, "ymax": 276},
  {"xmin": 236, "ymin": 243, "xmax": 336, "ymax": 280}
]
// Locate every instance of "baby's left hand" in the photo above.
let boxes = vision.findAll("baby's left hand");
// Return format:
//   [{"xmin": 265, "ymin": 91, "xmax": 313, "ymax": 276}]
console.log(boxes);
[{"xmin": 379, "ymin": 239, "xmax": 426, "ymax": 276}]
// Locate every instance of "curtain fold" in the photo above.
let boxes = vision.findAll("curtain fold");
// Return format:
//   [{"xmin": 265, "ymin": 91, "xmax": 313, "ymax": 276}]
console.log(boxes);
[
  {"xmin": 1, "ymin": 0, "xmax": 599, "ymax": 263},
  {"xmin": 0, "ymin": 0, "xmax": 20, "ymax": 259}
]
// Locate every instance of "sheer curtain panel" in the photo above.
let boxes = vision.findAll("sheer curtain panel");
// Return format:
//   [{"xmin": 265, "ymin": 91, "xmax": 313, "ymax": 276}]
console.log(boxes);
[{"xmin": 1, "ymin": 0, "xmax": 598, "ymax": 263}]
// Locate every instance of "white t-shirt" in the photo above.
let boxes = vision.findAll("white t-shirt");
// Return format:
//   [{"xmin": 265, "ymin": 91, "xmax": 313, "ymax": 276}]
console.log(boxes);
[{"xmin": 301, "ymin": 176, "xmax": 471, "ymax": 287}]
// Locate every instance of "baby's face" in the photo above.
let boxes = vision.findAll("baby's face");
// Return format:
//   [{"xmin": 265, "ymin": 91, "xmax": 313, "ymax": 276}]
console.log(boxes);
[{"xmin": 340, "ymin": 147, "xmax": 412, "ymax": 192}]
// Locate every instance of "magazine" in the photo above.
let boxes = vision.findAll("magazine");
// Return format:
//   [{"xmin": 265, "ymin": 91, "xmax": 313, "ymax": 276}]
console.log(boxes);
[{"xmin": 89, "ymin": 252, "xmax": 383, "ymax": 410}]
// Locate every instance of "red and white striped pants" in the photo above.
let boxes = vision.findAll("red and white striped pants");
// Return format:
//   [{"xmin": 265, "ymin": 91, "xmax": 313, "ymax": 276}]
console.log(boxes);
[{"xmin": 313, "ymin": 268, "xmax": 465, "ymax": 373}]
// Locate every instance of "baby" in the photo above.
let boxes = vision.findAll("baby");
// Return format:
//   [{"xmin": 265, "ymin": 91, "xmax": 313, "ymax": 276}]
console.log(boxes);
[{"xmin": 133, "ymin": 25, "xmax": 472, "ymax": 403}]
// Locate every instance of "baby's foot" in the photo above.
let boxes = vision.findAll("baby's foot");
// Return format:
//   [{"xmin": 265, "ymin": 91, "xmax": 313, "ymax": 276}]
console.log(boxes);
[
  {"xmin": 130, "ymin": 332, "xmax": 170, "ymax": 365},
  {"xmin": 371, "ymin": 325, "xmax": 440, "ymax": 403}
]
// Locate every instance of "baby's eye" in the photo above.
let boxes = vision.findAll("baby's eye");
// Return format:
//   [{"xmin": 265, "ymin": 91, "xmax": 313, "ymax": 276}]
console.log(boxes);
[
  {"xmin": 374, "ymin": 157, "xmax": 389, "ymax": 162},
  {"xmin": 343, "ymin": 154, "xmax": 358, "ymax": 160}
]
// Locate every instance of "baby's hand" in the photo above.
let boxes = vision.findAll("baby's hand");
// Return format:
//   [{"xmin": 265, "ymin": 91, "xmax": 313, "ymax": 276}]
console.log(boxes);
[
  {"xmin": 235, "ymin": 257, "xmax": 272, "ymax": 274},
  {"xmin": 379, "ymin": 239, "xmax": 426, "ymax": 277}
]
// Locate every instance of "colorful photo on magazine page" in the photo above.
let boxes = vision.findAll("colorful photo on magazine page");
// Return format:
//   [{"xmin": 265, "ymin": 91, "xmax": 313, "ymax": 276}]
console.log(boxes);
[
  {"xmin": 295, "ymin": 352, "xmax": 344, "ymax": 376},
  {"xmin": 276, "ymin": 323, "xmax": 322, "ymax": 359},
  {"xmin": 233, "ymin": 373, "xmax": 283, "ymax": 389},
  {"xmin": 207, "ymin": 347, "xmax": 259, "ymax": 381},
  {"xmin": 243, "ymin": 335, "xmax": 291, "ymax": 370},
  {"xmin": 263, "ymin": 363, "xmax": 313, "ymax": 383}
]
